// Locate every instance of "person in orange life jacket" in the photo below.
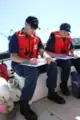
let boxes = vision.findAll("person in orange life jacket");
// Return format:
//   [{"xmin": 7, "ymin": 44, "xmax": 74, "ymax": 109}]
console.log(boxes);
[
  {"xmin": 45, "ymin": 23, "xmax": 76, "ymax": 99},
  {"xmin": 8, "ymin": 16, "xmax": 61, "ymax": 120}
]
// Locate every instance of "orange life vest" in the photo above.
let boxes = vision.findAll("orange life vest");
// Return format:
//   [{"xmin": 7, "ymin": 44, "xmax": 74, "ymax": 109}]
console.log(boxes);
[
  {"xmin": 52, "ymin": 31, "xmax": 71, "ymax": 54},
  {"xmin": 16, "ymin": 31, "xmax": 40, "ymax": 58}
]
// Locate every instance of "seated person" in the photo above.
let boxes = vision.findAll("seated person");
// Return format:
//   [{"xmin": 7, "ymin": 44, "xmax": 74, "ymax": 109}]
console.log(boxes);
[
  {"xmin": 9, "ymin": 16, "xmax": 65, "ymax": 120},
  {"xmin": 45, "ymin": 23, "xmax": 75, "ymax": 97}
]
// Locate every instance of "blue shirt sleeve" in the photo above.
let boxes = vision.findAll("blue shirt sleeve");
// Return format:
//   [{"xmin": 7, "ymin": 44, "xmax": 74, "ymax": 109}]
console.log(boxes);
[
  {"xmin": 8, "ymin": 33, "xmax": 18, "ymax": 54},
  {"xmin": 45, "ymin": 33, "xmax": 55, "ymax": 52},
  {"xmin": 38, "ymin": 38, "xmax": 44, "ymax": 50},
  {"xmin": 70, "ymin": 42, "xmax": 74, "ymax": 50}
]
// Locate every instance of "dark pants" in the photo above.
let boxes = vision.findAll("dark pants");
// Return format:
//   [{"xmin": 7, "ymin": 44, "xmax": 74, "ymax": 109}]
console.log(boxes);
[
  {"xmin": 13, "ymin": 62, "xmax": 57, "ymax": 101},
  {"xmin": 13, "ymin": 60, "xmax": 71, "ymax": 101},
  {"xmin": 56, "ymin": 59, "xmax": 71, "ymax": 82}
]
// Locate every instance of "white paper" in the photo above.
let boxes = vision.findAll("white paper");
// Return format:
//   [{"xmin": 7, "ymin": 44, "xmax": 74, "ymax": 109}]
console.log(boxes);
[
  {"xmin": 52, "ymin": 54, "xmax": 74, "ymax": 60},
  {"xmin": 55, "ymin": 56, "xmax": 74, "ymax": 60}
]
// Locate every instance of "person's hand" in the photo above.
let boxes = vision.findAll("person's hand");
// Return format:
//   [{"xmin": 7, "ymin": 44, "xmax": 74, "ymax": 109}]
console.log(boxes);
[
  {"xmin": 30, "ymin": 58, "xmax": 37, "ymax": 64},
  {"xmin": 44, "ymin": 54, "xmax": 53, "ymax": 64}
]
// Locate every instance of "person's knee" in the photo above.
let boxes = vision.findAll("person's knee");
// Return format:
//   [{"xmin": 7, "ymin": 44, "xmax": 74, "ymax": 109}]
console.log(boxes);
[{"xmin": 23, "ymin": 66, "xmax": 39, "ymax": 78}]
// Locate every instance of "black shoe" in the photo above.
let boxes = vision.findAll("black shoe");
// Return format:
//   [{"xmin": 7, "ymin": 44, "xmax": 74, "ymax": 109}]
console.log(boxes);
[
  {"xmin": 48, "ymin": 91, "xmax": 66, "ymax": 104},
  {"xmin": 60, "ymin": 82, "xmax": 70, "ymax": 96},
  {"xmin": 20, "ymin": 100, "xmax": 37, "ymax": 120}
]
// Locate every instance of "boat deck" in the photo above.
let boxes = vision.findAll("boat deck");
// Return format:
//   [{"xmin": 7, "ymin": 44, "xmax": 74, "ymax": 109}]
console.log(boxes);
[{"xmin": 0, "ymin": 94, "xmax": 80, "ymax": 120}]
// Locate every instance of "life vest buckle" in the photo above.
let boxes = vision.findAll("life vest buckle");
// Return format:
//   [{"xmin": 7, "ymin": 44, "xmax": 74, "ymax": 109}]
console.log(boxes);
[
  {"xmin": 25, "ymin": 51, "xmax": 33, "ymax": 55},
  {"xmin": 61, "ymin": 49, "xmax": 66, "ymax": 54}
]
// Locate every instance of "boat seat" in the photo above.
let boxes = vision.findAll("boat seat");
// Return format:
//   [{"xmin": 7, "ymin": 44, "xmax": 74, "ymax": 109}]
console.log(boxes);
[{"xmin": 13, "ymin": 67, "xmax": 71, "ymax": 103}]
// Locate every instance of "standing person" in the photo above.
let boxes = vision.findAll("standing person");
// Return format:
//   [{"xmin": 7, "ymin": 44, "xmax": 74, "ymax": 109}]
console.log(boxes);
[
  {"xmin": 9, "ymin": 16, "xmax": 65, "ymax": 120},
  {"xmin": 45, "ymin": 23, "xmax": 75, "ymax": 96}
]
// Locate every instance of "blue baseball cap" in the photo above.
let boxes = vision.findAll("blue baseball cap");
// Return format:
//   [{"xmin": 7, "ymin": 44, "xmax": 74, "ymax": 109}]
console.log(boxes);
[
  {"xmin": 26, "ymin": 16, "xmax": 40, "ymax": 30},
  {"xmin": 60, "ymin": 23, "xmax": 71, "ymax": 32}
]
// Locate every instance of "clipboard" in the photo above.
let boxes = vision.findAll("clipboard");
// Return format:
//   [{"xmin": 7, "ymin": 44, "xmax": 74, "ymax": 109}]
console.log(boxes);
[
  {"xmin": 21, "ymin": 58, "xmax": 56, "ymax": 67},
  {"xmin": 52, "ymin": 53, "xmax": 74, "ymax": 60}
]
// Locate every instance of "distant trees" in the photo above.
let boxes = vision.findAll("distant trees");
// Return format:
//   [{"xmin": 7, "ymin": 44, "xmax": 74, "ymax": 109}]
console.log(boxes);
[{"xmin": 72, "ymin": 38, "xmax": 80, "ymax": 45}]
